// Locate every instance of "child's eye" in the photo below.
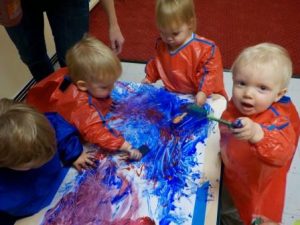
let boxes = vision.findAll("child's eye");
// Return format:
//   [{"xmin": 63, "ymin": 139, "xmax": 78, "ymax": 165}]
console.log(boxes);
[
  {"xmin": 238, "ymin": 81, "xmax": 245, "ymax": 86},
  {"xmin": 259, "ymin": 86, "xmax": 268, "ymax": 91},
  {"xmin": 172, "ymin": 32, "xmax": 179, "ymax": 36}
]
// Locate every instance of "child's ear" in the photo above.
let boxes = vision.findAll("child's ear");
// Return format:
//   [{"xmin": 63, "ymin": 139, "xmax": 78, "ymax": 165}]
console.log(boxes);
[
  {"xmin": 275, "ymin": 88, "xmax": 287, "ymax": 102},
  {"xmin": 76, "ymin": 80, "xmax": 88, "ymax": 91}
]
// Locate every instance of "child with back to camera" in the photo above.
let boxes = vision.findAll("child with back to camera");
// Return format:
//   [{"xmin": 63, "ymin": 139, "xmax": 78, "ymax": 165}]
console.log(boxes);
[
  {"xmin": 142, "ymin": 0, "xmax": 228, "ymax": 105},
  {"xmin": 0, "ymin": 99, "xmax": 91, "ymax": 225},
  {"xmin": 220, "ymin": 43, "xmax": 300, "ymax": 225},
  {"xmin": 26, "ymin": 35, "xmax": 142, "ymax": 161}
]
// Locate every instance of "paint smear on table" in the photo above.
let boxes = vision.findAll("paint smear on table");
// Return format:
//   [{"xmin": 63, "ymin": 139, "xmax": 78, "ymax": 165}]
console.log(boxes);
[{"xmin": 41, "ymin": 82, "xmax": 215, "ymax": 225}]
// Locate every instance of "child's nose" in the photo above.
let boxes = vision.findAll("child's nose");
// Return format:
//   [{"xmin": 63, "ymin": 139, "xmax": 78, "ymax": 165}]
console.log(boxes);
[
  {"xmin": 243, "ymin": 87, "xmax": 253, "ymax": 98},
  {"xmin": 166, "ymin": 35, "xmax": 173, "ymax": 41}
]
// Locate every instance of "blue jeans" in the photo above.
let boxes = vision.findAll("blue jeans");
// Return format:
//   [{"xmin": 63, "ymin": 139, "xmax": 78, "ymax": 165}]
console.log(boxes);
[{"xmin": 5, "ymin": 0, "xmax": 89, "ymax": 81}]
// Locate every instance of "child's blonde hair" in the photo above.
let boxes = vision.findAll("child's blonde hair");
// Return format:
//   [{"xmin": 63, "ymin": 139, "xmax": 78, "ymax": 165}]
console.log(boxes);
[
  {"xmin": 232, "ymin": 43, "xmax": 293, "ymax": 89},
  {"xmin": 0, "ymin": 99, "xmax": 56, "ymax": 168},
  {"xmin": 66, "ymin": 34, "xmax": 122, "ymax": 85},
  {"xmin": 156, "ymin": 0, "xmax": 197, "ymax": 32}
]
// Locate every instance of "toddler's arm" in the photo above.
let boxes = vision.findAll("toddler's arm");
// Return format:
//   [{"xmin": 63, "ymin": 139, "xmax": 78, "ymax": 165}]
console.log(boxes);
[
  {"xmin": 195, "ymin": 45, "xmax": 224, "ymax": 97},
  {"xmin": 231, "ymin": 116, "xmax": 297, "ymax": 166},
  {"xmin": 195, "ymin": 91, "xmax": 207, "ymax": 106},
  {"xmin": 144, "ymin": 58, "xmax": 160, "ymax": 83}
]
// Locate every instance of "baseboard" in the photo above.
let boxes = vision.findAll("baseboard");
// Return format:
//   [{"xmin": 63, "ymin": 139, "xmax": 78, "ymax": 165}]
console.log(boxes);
[
  {"xmin": 121, "ymin": 59, "xmax": 147, "ymax": 64},
  {"xmin": 14, "ymin": 54, "xmax": 58, "ymax": 102},
  {"xmin": 13, "ymin": 79, "xmax": 36, "ymax": 102}
]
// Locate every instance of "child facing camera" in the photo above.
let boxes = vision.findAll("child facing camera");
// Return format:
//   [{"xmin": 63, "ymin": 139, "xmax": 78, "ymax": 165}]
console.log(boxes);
[
  {"xmin": 0, "ymin": 99, "xmax": 92, "ymax": 224},
  {"xmin": 27, "ymin": 35, "xmax": 142, "ymax": 161},
  {"xmin": 220, "ymin": 43, "xmax": 300, "ymax": 225},
  {"xmin": 143, "ymin": 0, "xmax": 227, "ymax": 105}
]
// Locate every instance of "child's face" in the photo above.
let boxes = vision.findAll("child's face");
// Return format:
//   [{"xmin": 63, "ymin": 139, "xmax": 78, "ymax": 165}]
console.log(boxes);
[
  {"xmin": 85, "ymin": 80, "xmax": 115, "ymax": 99},
  {"xmin": 232, "ymin": 67, "xmax": 285, "ymax": 116},
  {"xmin": 159, "ymin": 22, "xmax": 192, "ymax": 50}
]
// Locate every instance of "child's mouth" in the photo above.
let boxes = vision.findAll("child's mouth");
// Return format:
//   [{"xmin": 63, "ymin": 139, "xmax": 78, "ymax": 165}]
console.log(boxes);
[
  {"xmin": 241, "ymin": 102, "xmax": 254, "ymax": 109},
  {"xmin": 242, "ymin": 102, "xmax": 252, "ymax": 107}
]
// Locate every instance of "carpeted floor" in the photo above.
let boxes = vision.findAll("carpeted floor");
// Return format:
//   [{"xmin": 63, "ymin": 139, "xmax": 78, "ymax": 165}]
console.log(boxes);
[{"xmin": 90, "ymin": 0, "xmax": 300, "ymax": 77}]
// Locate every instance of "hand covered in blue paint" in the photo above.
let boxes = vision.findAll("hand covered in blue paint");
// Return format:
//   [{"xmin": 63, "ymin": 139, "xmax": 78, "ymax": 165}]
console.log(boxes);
[
  {"xmin": 231, "ymin": 117, "xmax": 264, "ymax": 143},
  {"xmin": 73, "ymin": 151, "xmax": 97, "ymax": 172},
  {"xmin": 195, "ymin": 91, "xmax": 207, "ymax": 106}
]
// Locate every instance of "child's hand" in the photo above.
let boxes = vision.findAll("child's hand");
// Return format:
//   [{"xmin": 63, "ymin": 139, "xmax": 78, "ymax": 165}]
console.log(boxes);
[
  {"xmin": 127, "ymin": 148, "xmax": 142, "ymax": 161},
  {"xmin": 195, "ymin": 91, "xmax": 207, "ymax": 106},
  {"xmin": 119, "ymin": 141, "xmax": 142, "ymax": 161},
  {"xmin": 119, "ymin": 148, "xmax": 142, "ymax": 161},
  {"xmin": 141, "ymin": 78, "xmax": 151, "ymax": 84},
  {"xmin": 73, "ymin": 151, "xmax": 97, "ymax": 172},
  {"xmin": 231, "ymin": 117, "xmax": 264, "ymax": 143}
]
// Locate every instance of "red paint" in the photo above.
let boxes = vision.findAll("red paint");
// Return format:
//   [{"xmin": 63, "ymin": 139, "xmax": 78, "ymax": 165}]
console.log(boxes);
[
  {"xmin": 111, "ymin": 217, "xmax": 156, "ymax": 225},
  {"xmin": 132, "ymin": 217, "xmax": 156, "ymax": 225},
  {"xmin": 135, "ymin": 164, "xmax": 145, "ymax": 177},
  {"xmin": 160, "ymin": 127, "xmax": 172, "ymax": 141},
  {"xmin": 145, "ymin": 109, "xmax": 163, "ymax": 123}
]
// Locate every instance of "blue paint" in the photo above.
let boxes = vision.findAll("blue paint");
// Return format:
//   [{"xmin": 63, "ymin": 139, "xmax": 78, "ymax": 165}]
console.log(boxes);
[
  {"xmin": 102, "ymin": 164, "xmax": 122, "ymax": 189},
  {"xmin": 42, "ymin": 82, "xmax": 213, "ymax": 225},
  {"xmin": 108, "ymin": 82, "xmax": 213, "ymax": 224},
  {"xmin": 232, "ymin": 119, "xmax": 243, "ymax": 128},
  {"xmin": 111, "ymin": 185, "xmax": 131, "ymax": 204},
  {"xmin": 192, "ymin": 181, "xmax": 210, "ymax": 225}
]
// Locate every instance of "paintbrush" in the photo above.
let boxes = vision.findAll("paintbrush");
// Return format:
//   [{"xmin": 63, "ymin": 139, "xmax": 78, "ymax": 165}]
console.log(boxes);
[
  {"xmin": 173, "ymin": 104, "xmax": 243, "ymax": 128},
  {"xmin": 138, "ymin": 145, "xmax": 150, "ymax": 157}
]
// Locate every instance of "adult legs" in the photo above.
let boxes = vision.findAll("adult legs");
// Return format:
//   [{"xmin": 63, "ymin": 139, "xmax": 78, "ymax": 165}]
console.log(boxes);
[
  {"xmin": 46, "ymin": 0, "xmax": 89, "ymax": 68},
  {"xmin": 5, "ymin": 0, "xmax": 54, "ymax": 81}
]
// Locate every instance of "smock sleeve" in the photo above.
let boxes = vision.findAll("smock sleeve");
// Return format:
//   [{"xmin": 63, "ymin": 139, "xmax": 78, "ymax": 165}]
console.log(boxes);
[
  {"xmin": 71, "ymin": 102, "xmax": 125, "ymax": 152},
  {"xmin": 196, "ymin": 45, "xmax": 223, "ymax": 96},
  {"xmin": 145, "ymin": 57, "xmax": 161, "ymax": 83},
  {"xmin": 46, "ymin": 112, "xmax": 83, "ymax": 166},
  {"xmin": 251, "ymin": 116, "xmax": 297, "ymax": 167}
]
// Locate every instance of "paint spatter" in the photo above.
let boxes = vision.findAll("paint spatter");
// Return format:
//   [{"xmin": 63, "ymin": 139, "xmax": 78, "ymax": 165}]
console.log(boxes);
[
  {"xmin": 42, "ymin": 82, "xmax": 214, "ymax": 225},
  {"xmin": 109, "ymin": 83, "xmax": 213, "ymax": 224},
  {"xmin": 42, "ymin": 158, "xmax": 140, "ymax": 225}
]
